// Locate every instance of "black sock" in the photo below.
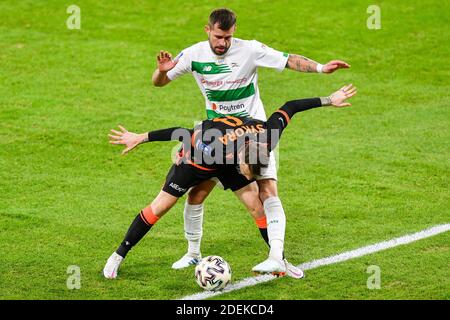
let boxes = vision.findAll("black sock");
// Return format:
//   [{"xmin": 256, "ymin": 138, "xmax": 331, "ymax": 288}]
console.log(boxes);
[
  {"xmin": 116, "ymin": 213, "xmax": 152, "ymax": 258},
  {"xmin": 259, "ymin": 227, "xmax": 285, "ymax": 259},
  {"xmin": 259, "ymin": 228, "xmax": 270, "ymax": 247}
]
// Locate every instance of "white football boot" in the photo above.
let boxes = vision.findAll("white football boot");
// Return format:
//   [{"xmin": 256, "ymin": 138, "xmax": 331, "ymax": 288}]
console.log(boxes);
[
  {"xmin": 171, "ymin": 253, "xmax": 201, "ymax": 269},
  {"xmin": 252, "ymin": 257, "xmax": 287, "ymax": 277},
  {"xmin": 284, "ymin": 259, "xmax": 305, "ymax": 279},
  {"xmin": 103, "ymin": 252, "xmax": 124, "ymax": 279}
]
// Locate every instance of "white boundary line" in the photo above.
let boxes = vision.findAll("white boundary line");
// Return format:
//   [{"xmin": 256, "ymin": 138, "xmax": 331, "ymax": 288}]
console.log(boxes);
[{"xmin": 180, "ymin": 223, "xmax": 450, "ymax": 300}]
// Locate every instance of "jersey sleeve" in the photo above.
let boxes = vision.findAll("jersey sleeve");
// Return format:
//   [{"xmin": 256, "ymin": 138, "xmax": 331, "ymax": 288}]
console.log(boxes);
[
  {"xmin": 147, "ymin": 127, "xmax": 192, "ymax": 142},
  {"xmin": 251, "ymin": 40, "xmax": 289, "ymax": 72},
  {"xmin": 166, "ymin": 48, "xmax": 192, "ymax": 81}
]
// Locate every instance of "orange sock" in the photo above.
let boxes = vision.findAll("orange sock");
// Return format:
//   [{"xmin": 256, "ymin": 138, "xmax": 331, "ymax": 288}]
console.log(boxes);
[
  {"xmin": 255, "ymin": 216, "xmax": 267, "ymax": 229},
  {"xmin": 140, "ymin": 206, "xmax": 160, "ymax": 226}
]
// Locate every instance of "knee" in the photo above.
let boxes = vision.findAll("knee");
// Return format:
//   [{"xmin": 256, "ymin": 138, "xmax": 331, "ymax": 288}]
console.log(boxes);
[
  {"xmin": 259, "ymin": 190, "xmax": 275, "ymax": 203},
  {"xmin": 187, "ymin": 182, "xmax": 215, "ymax": 205},
  {"xmin": 187, "ymin": 191, "xmax": 206, "ymax": 205}
]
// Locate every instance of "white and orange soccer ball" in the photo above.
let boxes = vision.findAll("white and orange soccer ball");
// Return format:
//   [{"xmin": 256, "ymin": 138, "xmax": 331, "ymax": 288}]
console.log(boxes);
[{"xmin": 195, "ymin": 256, "xmax": 232, "ymax": 291}]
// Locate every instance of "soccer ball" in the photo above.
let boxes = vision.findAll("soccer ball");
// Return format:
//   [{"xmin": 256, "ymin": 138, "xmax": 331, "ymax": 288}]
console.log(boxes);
[{"xmin": 195, "ymin": 255, "xmax": 232, "ymax": 291}]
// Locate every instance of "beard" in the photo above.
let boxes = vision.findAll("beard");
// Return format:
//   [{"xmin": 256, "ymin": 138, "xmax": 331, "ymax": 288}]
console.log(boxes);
[{"xmin": 209, "ymin": 39, "xmax": 230, "ymax": 56}]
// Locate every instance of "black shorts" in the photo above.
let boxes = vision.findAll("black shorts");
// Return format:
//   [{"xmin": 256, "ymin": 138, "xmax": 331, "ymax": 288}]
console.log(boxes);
[
  {"xmin": 162, "ymin": 163, "xmax": 254, "ymax": 198},
  {"xmin": 216, "ymin": 165, "xmax": 254, "ymax": 192}
]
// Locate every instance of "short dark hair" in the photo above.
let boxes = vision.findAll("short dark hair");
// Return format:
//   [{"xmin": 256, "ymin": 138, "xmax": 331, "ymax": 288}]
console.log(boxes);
[
  {"xmin": 242, "ymin": 141, "xmax": 269, "ymax": 177},
  {"xmin": 208, "ymin": 8, "xmax": 236, "ymax": 30}
]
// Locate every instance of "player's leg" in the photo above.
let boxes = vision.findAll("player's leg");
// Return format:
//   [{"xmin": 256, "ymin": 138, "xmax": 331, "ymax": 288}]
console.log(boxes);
[
  {"xmin": 257, "ymin": 182, "xmax": 304, "ymax": 278},
  {"xmin": 251, "ymin": 178, "xmax": 287, "ymax": 275},
  {"xmin": 215, "ymin": 166, "xmax": 269, "ymax": 247},
  {"xmin": 172, "ymin": 179, "xmax": 216, "ymax": 269},
  {"xmin": 253, "ymin": 153, "xmax": 304, "ymax": 278},
  {"xmin": 116, "ymin": 190, "xmax": 178, "ymax": 257},
  {"xmin": 232, "ymin": 181, "xmax": 270, "ymax": 246},
  {"xmin": 219, "ymin": 165, "xmax": 290, "ymax": 276},
  {"xmin": 103, "ymin": 190, "xmax": 178, "ymax": 279},
  {"xmin": 255, "ymin": 151, "xmax": 285, "ymax": 263},
  {"xmin": 257, "ymin": 178, "xmax": 284, "ymax": 257},
  {"xmin": 104, "ymin": 163, "xmax": 203, "ymax": 279}
]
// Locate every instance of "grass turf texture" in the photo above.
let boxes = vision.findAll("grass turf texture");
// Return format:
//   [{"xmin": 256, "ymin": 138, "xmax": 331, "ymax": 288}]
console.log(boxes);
[{"xmin": 0, "ymin": 0, "xmax": 448, "ymax": 299}]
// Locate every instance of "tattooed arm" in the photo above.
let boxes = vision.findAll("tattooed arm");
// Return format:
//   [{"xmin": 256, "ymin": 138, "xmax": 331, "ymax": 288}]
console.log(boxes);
[
  {"xmin": 286, "ymin": 54, "xmax": 350, "ymax": 73},
  {"xmin": 286, "ymin": 54, "xmax": 321, "ymax": 72}
]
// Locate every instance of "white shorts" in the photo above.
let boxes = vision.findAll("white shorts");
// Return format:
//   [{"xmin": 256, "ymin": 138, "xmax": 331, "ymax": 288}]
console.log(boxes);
[{"xmin": 255, "ymin": 150, "xmax": 278, "ymax": 181}]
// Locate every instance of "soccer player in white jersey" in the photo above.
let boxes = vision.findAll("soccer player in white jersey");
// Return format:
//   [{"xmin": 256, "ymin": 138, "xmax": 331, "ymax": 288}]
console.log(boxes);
[{"xmin": 152, "ymin": 8, "xmax": 350, "ymax": 272}]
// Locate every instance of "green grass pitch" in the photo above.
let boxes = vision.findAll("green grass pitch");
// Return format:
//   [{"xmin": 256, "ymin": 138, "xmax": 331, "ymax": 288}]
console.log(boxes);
[{"xmin": 0, "ymin": 0, "xmax": 448, "ymax": 300}]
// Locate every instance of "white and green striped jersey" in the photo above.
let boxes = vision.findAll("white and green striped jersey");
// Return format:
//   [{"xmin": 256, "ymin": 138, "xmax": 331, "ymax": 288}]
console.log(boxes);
[{"xmin": 167, "ymin": 38, "xmax": 288, "ymax": 121}]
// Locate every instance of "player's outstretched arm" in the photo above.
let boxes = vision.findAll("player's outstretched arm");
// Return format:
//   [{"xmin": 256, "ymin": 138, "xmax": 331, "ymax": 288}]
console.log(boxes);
[
  {"xmin": 286, "ymin": 54, "xmax": 350, "ymax": 74},
  {"xmin": 109, "ymin": 125, "xmax": 191, "ymax": 155},
  {"xmin": 152, "ymin": 50, "xmax": 178, "ymax": 87},
  {"xmin": 276, "ymin": 83, "xmax": 357, "ymax": 117},
  {"xmin": 266, "ymin": 84, "xmax": 356, "ymax": 150}
]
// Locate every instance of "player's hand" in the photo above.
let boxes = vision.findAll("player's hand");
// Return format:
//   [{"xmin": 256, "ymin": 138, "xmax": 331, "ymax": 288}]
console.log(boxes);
[
  {"xmin": 157, "ymin": 50, "xmax": 178, "ymax": 72},
  {"xmin": 329, "ymin": 84, "xmax": 357, "ymax": 107},
  {"xmin": 322, "ymin": 60, "xmax": 350, "ymax": 74},
  {"xmin": 108, "ymin": 125, "xmax": 147, "ymax": 155}
]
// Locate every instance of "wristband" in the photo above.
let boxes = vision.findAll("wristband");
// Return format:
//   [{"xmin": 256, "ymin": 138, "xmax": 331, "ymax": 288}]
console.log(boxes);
[{"xmin": 316, "ymin": 63, "xmax": 324, "ymax": 73}]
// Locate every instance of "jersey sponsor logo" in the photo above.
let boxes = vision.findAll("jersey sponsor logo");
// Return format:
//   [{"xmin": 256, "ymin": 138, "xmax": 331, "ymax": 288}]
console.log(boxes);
[
  {"xmin": 169, "ymin": 182, "xmax": 187, "ymax": 193},
  {"xmin": 226, "ymin": 77, "xmax": 247, "ymax": 85},
  {"xmin": 201, "ymin": 78, "xmax": 223, "ymax": 87},
  {"xmin": 200, "ymin": 78, "xmax": 247, "ymax": 88},
  {"xmin": 218, "ymin": 103, "xmax": 245, "ymax": 113}
]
